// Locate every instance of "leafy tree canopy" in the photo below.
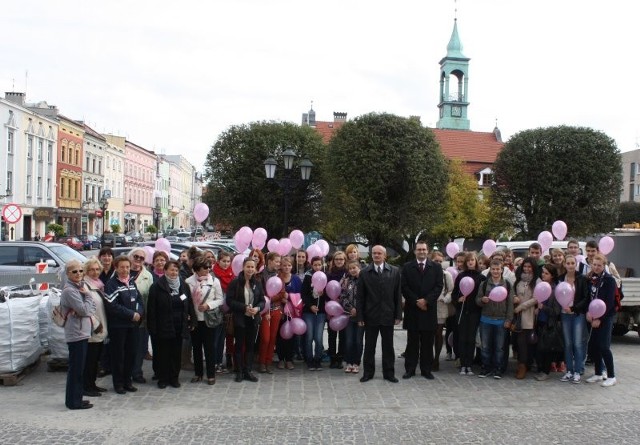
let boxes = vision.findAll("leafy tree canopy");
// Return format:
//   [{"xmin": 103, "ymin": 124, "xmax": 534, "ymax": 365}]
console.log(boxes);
[
  {"xmin": 618, "ymin": 201, "xmax": 640, "ymax": 227},
  {"xmin": 491, "ymin": 126, "xmax": 622, "ymax": 237},
  {"xmin": 204, "ymin": 121, "xmax": 325, "ymax": 237},
  {"xmin": 322, "ymin": 113, "xmax": 448, "ymax": 260}
]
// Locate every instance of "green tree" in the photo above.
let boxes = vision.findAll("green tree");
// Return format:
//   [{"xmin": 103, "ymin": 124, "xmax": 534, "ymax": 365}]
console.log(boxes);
[
  {"xmin": 146, "ymin": 224, "xmax": 157, "ymax": 234},
  {"xmin": 47, "ymin": 223, "xmax": 65, "ymax": 237},
  {"xmin": 204, "ymin": 122, "xmax": 325, "ymax": 237},
  {"xmin": 618, "ymin": 201, "xmax": 640, "ymax": 227},
  {"xmin": 110, "ymin": 224, "xmax": 121, "ymax": 234},
  {"xmin": 492, "ymin": 126, "xmax": 622, "ymax": 237},
  {"xmin": 323, "ymin": 113, "xmax": 448, "ymax": 261}
]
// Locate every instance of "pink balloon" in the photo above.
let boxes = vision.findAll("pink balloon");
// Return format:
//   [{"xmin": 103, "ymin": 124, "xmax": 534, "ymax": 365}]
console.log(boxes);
[
  {"xmin": 325, "ymin": 280, "xmax": 341, "ymax": 300},
  {"xmin": 252, "ymin": 228, "xmax": 267, "ymax": 250},
  {"xmin": 155, "ymin": 238, "xmax": 171, "ymax": 253},
  {"xmin": 290, "ymin": 317, "xmax": 307, "ymax": 335},
  {"xmin": 599, "ymin": 236, "xmax": 614, "ymax": 255},
  {"xmin": 260, "ymin": 297, "xmax": 271, "ymax": 315},
  {"xmin": 488, "ymin": 286, "xmax": 507, "ymax": 302},
  {"xmin": 315, "ymin": 239, "xmax": 330, "ymax": 257},
  {"xmin": 459, "ymin": 276, "xmax": 475, "ymax": 297},
  {"xmin": 234, "ymin": 228, "xmax": 252, "ymax": 252},
  {"xmin": 533, "ymin": 281, "xmax": 552, "ymax": 303},
  {"xmin": 266, "ymin": 276, "xmax": 283, "ymax": 298},
  {"xmin": 482, "ymin": 239, "xmax": 496, "ymax": 257},
  {"xmin": 267, "ymin": 238, "xmax": 280, "ymax": 253},
  {"xmin": 588, "ymin": 299, "xmax": 607, "ymax": 319},
  {"xmin": 306, "ymin": 244, "xmax": 322, "ymax": 259},
  {"xmin": 445, "ymin": 242, "xmax": 459, "ymax": 259},
  {"xmin": 143, "ymin": 246, "xmax": 155, "ymax": 264},
  {"xmin": 537, "ymin": 231, "xmax": 553, "ymax": 252},
  {"xmin": 289, "ymin": 230, "xmax": 305, "ymax": 250},
  {"xmin": 325, "ymin": 300, "xmax": 343, "ymax": 317},
  {"xmin": 329, "ymin": 314, "xmax": 349, "ymax": 331},
  {"xmin": 311, "ymin": 271, "xmax": 327, "ymax": 292},
  {"xmin": 552, "ymin": 220, "xmax": 567, "ymax": 241},
  {"xmin": 277, "ymin": 238, "xmax": 292, "ymax": 256},
  {"xmin": 446, "ymin": 266, "xmax": 458, "ymax": 281},
  {"xmin": 555, "ymin": 281, "xmax": 574, "ymax": 309},
  {"xmin": 575, "ymin": 254, "xmax": 585, "ymax": 264},
  {"xmin": 231, "ymin": 254, "xmax": 246, "ymax": 276},
  {"xmin": 193, "ymin": 203, "xmax": 210, "ymax": 224},
  {"xmin": 280, "ymin": 321, "xmax": 294, "ymax": 340}
]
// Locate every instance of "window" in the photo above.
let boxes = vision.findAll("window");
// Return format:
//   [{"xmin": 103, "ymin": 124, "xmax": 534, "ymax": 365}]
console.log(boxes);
[
  {"xmin": 86, "ymin": 155, "xmax": 90, "ymax": 170},
  {"xmin": 27, "ymin": 136, "xmax": 33, "ymax": 159},
  {"xmin": 7, "ymin": 130, "xmax": 14, "ymax": 153},
  {"xmin": 60, "ymin": 178, "xmax": 64, "ymax": 198},
  {"xmin": 107, "ymin": 157, "xmax": 111, "ymax": 169},
  {"xmin": 92, "ymin": 158, "xmax": 96, "ymax": 173},
  {"xmin": 26, "ymin": 175, "xmax": 32, "ymax": 196},
  {"xmin": 6, "ymin": 172, "xmax": 13, "ymax": 194},
  {"xmin": 85, "ymin": 184, "xmax": 90, "ymax": 201},
  {"xmin": 75, "ymin": 149, "xmax": 79, "ymax": 166},
  {"xmin": 37, "ymin": 177, "xmax": 42, "ymax": 198},
  {"xmin": 61, "ymin": 146, "xmax": 66, "ymax": 163},
  {"xmin": 98, "ymin": 160, "xmax": 102, "ymax": 175},
  {"xmin": 23, "ymin": 247, "xmax": 53, "ymax": 266},
  {"xmin": 46, "ymin": 178, "xmax": 51, "ymax": 198},
  {"xmin": 37, "ymin": 140, "xmax": 43, "ymax": 161},
  {"xmin": 47, "ymin": 143, "xmax": 53, "ymax": 163}
]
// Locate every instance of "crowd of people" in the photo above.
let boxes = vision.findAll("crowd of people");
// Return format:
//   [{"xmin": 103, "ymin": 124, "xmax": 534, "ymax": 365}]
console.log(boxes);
[{"xmin": 57, "ymin": 239, "xmax": 620, "ymax": 410}]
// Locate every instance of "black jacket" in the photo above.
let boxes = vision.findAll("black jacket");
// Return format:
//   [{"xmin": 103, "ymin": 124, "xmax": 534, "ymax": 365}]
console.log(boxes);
[
  {"xmin": 558, "ymin": 273, "xmax": 590, "ymax": 314},
  {"xmin": 451, "ymin": 270, "xmax": 486, "ymax": 315},
  {"xmin": 301, "ymin": 272, "xmax": 326, "ymax": 314},
  {"xmin": 356, "ymin": 263, "xmax": 402, "ymax": 326},
  {"xmin": 401, "ymin": 259, "xmax": 444, "ymax": 331},
  {"xmin": 147, "ymin": 276, "xmax": 196, "ymax": 339},
  {"xmin": 227, "ymin": 273, "xmax": 266, "ymax": 328},
  {"xmin": 105, "ymin": 275, "xmax": 144, "ymax": 329}
]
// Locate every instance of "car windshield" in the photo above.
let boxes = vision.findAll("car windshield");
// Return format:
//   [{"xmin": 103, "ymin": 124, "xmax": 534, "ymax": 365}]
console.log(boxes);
[{"xmin": 49, "ymin": 245, "xmax": 88, "ymax": 263}]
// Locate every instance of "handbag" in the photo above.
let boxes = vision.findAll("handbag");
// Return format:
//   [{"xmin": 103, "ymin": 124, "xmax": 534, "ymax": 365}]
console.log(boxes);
[
  {"xmin": 52, "ymin": 305, "xmax": 72, "ymax": 327},
  {"xmin": 225, "ymin": 314, "xmax": 234, "ymax": 336},
  {"xmin": 538, "ymin": 319, "xmax": 564, "ymax": 352},
  {"xmin": 200, "ymin": 287, "xmax": 223, "ymax": 328}
]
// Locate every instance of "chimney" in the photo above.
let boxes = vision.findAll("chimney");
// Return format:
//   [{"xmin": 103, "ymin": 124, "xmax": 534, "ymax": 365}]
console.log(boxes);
[
  {"xmin": 333, "ymin": 112, "xmax": 347, "ymax": 122},
  {"xmin": 5, "ymin": 92, "xmax": 26, "ymax": 106}
]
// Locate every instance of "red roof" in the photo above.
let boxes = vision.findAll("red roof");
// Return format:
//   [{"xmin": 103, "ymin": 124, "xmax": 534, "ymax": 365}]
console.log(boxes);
[
  {"xmin": 431, "ymin": 128, "xmax": 504, "ymax": 174},
  {"xmin": 313, "ymin": 120, "xmax": 345, "ymax": 144}
]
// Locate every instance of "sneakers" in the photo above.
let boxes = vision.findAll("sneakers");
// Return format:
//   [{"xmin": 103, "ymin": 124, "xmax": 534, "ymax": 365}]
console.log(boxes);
[
  {"xmin": 351, "ymin": 365, "xmax": 359, "ymax": 374},
  {"xmin": 601, "ymin": 377, "xmax": 617, "ymax": 387},
  {"xmin": 572, "ymin": 374, "xmax": 581, "ymax": 384},
  {"xmin": 445, "ymin": 353, "xmax": 454, "ymax": 361},
  {"xmin": 535, "ymin": 372, "xmax": 549, "ymax": 381},
  {"xmin": 586, "ymin": 374, "xmax": 605, "ymax": 383},
  {"xmin": 459, "ymin": 367, "xmax": 467, "ymax": 376},
  {"xmin": 478, "ymin": 370, "xmax": 493, "ymax": 378},
  {"xmin": 345, "ymin": 364, "xmax": 354, "ymax": 373},
  {"xmin": 560, "ymin": 372, "xmax": 573, "ymax": 382},
  {"xmin": 558, "ymin": 362, "xmax": 567, "ymax": 373},
  {"xmin": 466, "ymin": 367, "xmax": 474, "ymax": 376},
  {"xmin": 307, "ymin": 362, "xmax": 317, "ymax": 371},
  {"xmin": 493, "ymin": 373, "xmax": 502, "ymax": 380}
]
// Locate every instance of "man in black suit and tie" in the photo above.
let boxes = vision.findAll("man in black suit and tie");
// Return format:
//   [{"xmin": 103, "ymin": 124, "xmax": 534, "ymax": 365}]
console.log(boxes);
[
  {"xmin": 401, "ymin": 241, "xmax": 443, "ymax": 380},
  {"xmin": 357, "ymin": 245, "xmax": 403, "ymax": 383}
]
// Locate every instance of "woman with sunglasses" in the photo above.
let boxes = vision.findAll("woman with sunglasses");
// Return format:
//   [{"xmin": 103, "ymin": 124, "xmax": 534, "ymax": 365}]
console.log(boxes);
[
  {"xmin": 82, "ymin": 258, "xmax": 109, "ymax": 397},
  {"xmin": 105, "ymin": 256, "xmax": 144, "ymax": 394},
  {"xmin": 60, "ymin": 260, "xmax": 97, "ymax": 410},
  {"xmin": 129, "ymin": 248, "xmax": 154, "ymax": 385}
]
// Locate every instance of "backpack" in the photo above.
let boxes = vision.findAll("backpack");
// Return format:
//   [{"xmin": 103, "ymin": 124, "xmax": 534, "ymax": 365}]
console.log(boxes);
[{"xmin": 51, "ymin": 305, "xmax": 72, "ymax": 327}]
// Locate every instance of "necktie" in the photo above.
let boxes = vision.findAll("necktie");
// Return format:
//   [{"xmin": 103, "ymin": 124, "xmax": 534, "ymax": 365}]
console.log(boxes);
[
  {"xmin": 377, "ymin": 266, "xmax": 382, "ymax": 275},
  {"xmin": 419, "ymin": 262, "xmax": 424, "ymax": 273}
]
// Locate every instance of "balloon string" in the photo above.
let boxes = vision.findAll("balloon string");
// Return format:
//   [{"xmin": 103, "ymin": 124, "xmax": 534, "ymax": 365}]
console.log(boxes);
[{"xmin": 458, "ymin": 299, "xmax": 465, "ymax": 325}]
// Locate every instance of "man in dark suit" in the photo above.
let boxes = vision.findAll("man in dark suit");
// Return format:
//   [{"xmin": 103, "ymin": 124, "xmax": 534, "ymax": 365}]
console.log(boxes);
[
  {"xmin": 401, "ymin": 241, "xmax": 443, "ymax": 380},
  {"xmin": 357, "ymin": 245, "xmax": 403, "ymax": 383}
]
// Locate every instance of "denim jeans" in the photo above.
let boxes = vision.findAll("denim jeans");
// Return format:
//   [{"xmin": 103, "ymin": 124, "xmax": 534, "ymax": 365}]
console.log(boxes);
[
  {"xmin": 479, "ymin": 321, "xmax": 506, "ymax": 373},
  {"xmin": 303, "ymin": 312, "xmax": 326, "ymax": 362},
  {"xmin": 561, "ymin": 313, "xmax": 587, "ymax": 375},
  {"xmin": 592, "ymin": 314, "xmax": 615, "ymax": 378},
  {"xmin": 344, "ymin": 319, "xmax": 364, "ymax": 365}
]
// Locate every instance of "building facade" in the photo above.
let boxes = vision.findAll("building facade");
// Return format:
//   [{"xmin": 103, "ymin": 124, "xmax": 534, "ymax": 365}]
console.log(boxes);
[
  {"xmin": 103, "ymin": 136, "xmax": 126, "ymax": 232},
  {"xmin": 55, "ymin": 116, "xmax": 85, "ymax": 235},
  {"xmin": 80, "ymin": 123, "xmax": 105, "ymax": 235},
  {"xmin": 123, "ymin": 140, "xmax": 156, "ymax": 233}
]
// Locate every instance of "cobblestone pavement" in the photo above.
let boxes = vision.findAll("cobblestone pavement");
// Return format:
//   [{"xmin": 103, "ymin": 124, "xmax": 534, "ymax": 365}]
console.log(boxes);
[{"xmin": 1, "ymin": 330, "xmax": 639, "ymax": 444}]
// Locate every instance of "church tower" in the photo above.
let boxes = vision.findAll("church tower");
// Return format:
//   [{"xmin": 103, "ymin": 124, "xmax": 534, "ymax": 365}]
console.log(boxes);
[{"xmin": 436, "ymin": 18, "xmax": 471, "ymax": 130}]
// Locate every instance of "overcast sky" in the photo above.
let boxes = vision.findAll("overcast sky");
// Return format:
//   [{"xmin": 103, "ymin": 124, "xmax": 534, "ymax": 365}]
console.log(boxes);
[{"xmin": 2, "ymin": 0, "xmax": 637, "ymax": 172}]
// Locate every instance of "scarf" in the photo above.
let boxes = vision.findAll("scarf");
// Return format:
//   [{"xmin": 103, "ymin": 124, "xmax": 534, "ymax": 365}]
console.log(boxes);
[
  {"xmin": 166, "ymin": 276, "xmax": 180, "ymax": 295},
  {"xmin": 84, "ymin": 275, "xmax": 104, "ymax": 291},
  {"xmin": 213, "ymin": 263, "xmax": 234, "ymax": 293},
  {"xmin": 520, "ymin": 272, "xmax": 533, "ymax": 284}
]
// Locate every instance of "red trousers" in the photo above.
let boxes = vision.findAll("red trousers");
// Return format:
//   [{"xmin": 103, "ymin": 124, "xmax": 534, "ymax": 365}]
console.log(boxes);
[{"xmin": 258, "ymin": 309, "xmax": 282, "ymax": 365}]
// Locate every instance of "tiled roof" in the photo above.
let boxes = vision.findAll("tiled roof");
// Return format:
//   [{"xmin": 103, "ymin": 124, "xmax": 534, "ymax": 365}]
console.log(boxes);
[
  {"xmin": 313, "ymin": 120, "xmax": 345, "ymax": 144},
  {"xmin": 431, "ymin": 128, "xmax": 503, "ymax": 170}
]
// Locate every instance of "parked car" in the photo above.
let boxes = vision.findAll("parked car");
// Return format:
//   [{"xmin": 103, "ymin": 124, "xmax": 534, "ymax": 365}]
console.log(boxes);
[
  {"xmin": 126, "ymin": 231, "xmax": 145, "ymax": 242},
  {"xmin": 0, "ymin": 241, "xmax": 88, "ymax": 286},
  {"xmin": 176, "ymin": 231, "xmax": 193, "ymax": 241},
  {"xmin": 79, "ymin": 234, "xmax": 101, "ymax": 250},
  {"xmin": 101, "ymin": 233, "xmax": 129, "ymax": 247},
  {"xmin": 57, "ymin": 236, "xmax": 84, "ymax": 251}
]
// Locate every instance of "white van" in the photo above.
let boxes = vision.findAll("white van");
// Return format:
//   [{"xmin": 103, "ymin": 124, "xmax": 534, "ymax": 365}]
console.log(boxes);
[{"xmin": 483, "ymin": 240, "xmax": 587, "ymax": 259}]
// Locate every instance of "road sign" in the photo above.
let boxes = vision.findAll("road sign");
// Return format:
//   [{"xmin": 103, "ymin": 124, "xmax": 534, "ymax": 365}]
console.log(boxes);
[
  {"xmin": 95, "ymin": 209, "xmax": 103, "ymax": 218},
  {"xmin": 2, "ymin": 203, "xmax": 22, "ymax": 224}
]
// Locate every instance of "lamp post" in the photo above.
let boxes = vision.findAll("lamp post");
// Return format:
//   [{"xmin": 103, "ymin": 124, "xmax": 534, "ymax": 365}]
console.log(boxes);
[
  {"xmin": 99, "ymin": 190, "xmax": 110, "ymax": 246},
  {"xmin": 263, "ymin": 148, "xmax": 313, "ymax": 236},
  {"xmin": 153, "ymin": 201, "xmax": 161, "ymax": 240}
]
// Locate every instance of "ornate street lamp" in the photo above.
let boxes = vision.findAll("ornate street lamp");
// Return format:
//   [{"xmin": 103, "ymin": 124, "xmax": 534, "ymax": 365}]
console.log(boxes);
[
  {"xmin": 263, "ymin": 147, "xmax": 313, "ymax": 236},
  {"xmin": 99, "ymin": 190, "xmax": 110, "ymax": 246}
]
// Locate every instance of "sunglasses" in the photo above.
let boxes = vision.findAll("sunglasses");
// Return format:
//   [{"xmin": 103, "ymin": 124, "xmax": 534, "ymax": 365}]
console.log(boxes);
[
  {"xmin": 133, "ymin": 255, "xmax": 145, "ymax": 261},
  {"xmin": 69, "ymin": 270, "xmax": 83, "ymax": 274}
]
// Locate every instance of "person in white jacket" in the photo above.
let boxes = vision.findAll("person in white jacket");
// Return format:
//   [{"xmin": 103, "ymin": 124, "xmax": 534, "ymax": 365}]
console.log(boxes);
[{"xmin": 431, "ymin": 251, "xmax": 454, "ymax": 372}]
